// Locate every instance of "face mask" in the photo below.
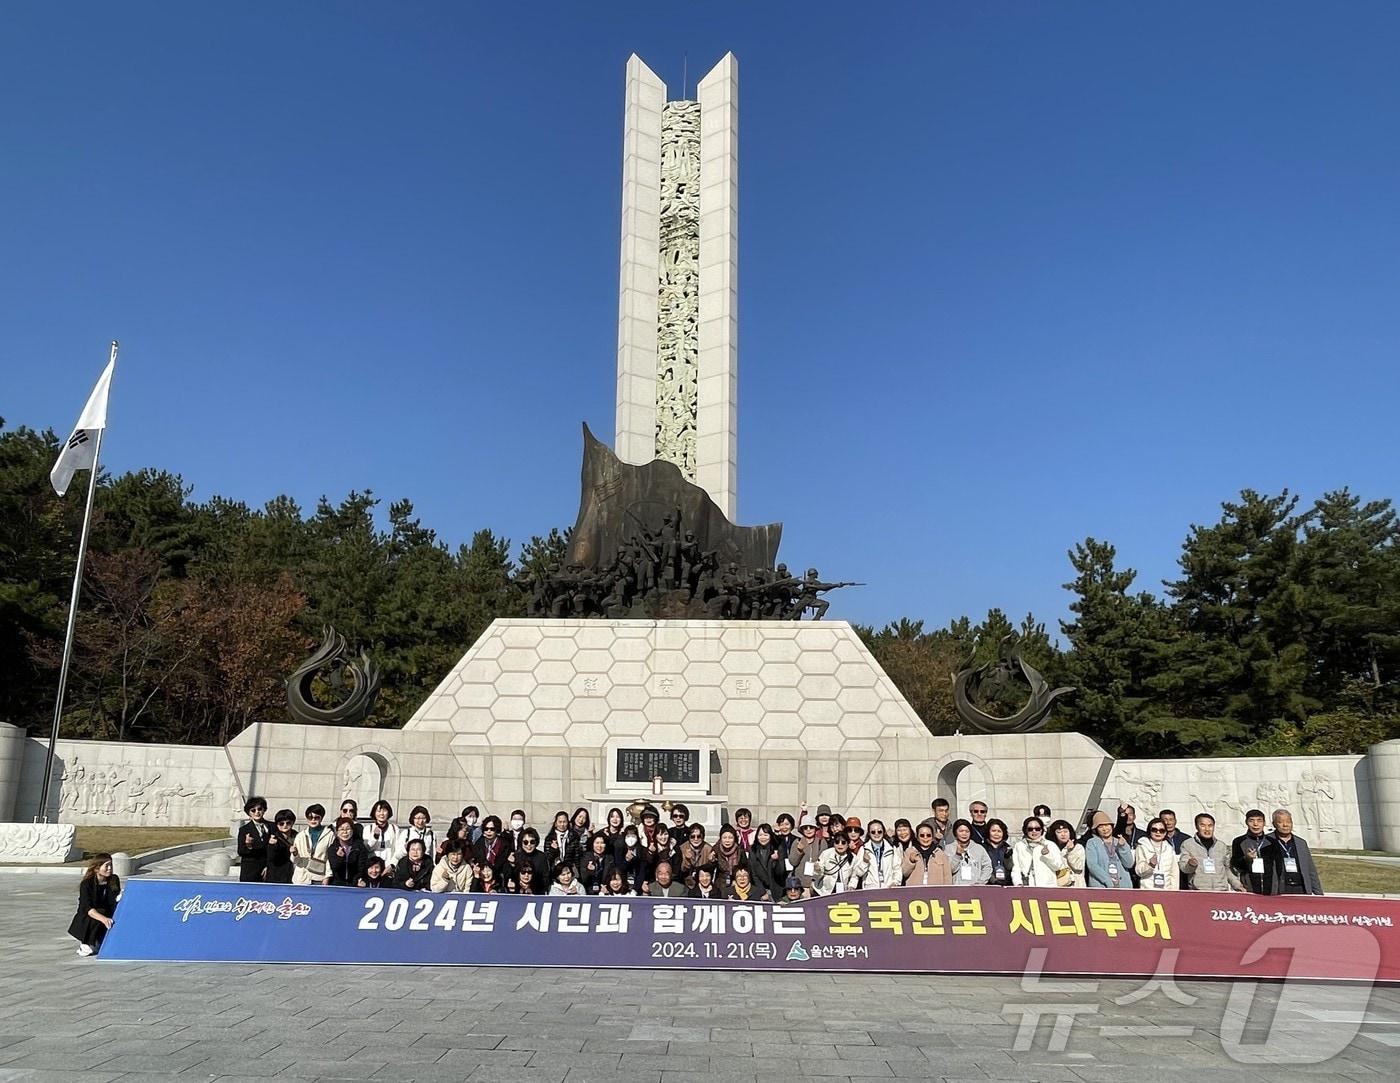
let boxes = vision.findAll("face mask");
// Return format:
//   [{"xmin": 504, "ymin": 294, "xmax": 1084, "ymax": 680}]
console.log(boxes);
[
  {"xmin": 466, "ymin": 816, "xmax": 478, "ymax": 826},
  {"xmin": 511, "ymin": 819, "xmax": 524, "ymax": 830},
  {"xmin": 625, "ymin": 834, "xmax": 638, "ymax": 846}
]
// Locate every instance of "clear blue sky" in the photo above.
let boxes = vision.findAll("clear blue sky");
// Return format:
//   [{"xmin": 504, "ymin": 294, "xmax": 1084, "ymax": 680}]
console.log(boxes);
[{"xmin": 4, "ymin": 4, "xmax": 1399, "ymax": 637}]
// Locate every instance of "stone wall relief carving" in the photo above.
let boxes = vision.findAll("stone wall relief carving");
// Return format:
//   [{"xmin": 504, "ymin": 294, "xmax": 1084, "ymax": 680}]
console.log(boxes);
[
  {"xmin": 1116, "ymin": 772, "xmax": 1162, "ymax": 813},
  {"xmin": 1185, "ymin": 763, "xmax": 1237, "ymax": 820},
  {"xmin": 1255, "ymin": 782, "xmax": 1291, "ymax": 812},
  {"xmin": 342, "ymin": 753, "xmax": 383, "ymax": 811},
  {"xmin": 0, "ymin": 822, "xmax": 76, "ymax": 863},
  {"xmin": 1296, "ymin": 771, "xmax": 1338, "ymax": 838},
  {"xmin": 43, "ymin": 747, "xmax": 227, "ymax": 825},
  {"xmin": 154, "ymin": 783, "xmax": 208, "ymax": 819},
  {"xmin": 58, "ymin": 754, "xmax": 84, "ymax": 813},
  {"xmin": 655, "ymin": 100, "xmax": 700, "ymax": 480}
]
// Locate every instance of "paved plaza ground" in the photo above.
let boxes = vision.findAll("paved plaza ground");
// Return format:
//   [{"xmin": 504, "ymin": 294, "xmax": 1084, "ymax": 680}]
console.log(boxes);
[{"xmin": 1, "ymin": 874, "xmax": 1397, "ymax": 1083}]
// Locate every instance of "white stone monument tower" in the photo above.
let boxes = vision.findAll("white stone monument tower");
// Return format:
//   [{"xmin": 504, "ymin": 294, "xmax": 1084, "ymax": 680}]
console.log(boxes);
[{"xmin": 615, "ymin": 53, "xmax": 739, "ymax": 521}]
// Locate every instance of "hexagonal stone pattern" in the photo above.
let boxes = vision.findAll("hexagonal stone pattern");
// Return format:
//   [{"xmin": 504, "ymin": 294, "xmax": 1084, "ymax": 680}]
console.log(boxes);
[{"xmin": 406, "ymin": 619, "xmax": 925, "ymax": 754}]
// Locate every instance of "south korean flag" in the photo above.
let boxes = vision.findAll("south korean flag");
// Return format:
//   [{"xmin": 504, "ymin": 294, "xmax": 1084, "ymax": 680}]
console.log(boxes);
[{"xmin": 50, "ymin": 351, "xmax": 116, "ymax": 497}]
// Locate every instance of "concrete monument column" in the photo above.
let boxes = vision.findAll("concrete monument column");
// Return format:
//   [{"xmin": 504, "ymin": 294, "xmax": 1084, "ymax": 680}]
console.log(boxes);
[
  {"xmin": 615, "ymin": 53, "xmax": 739, "ymax": 521},
  {"xmin": 0, "ymin": 722, "xmax": 25, "ymax": 821},
  {"xmin": 1367, "ymin": 739, "xmax": 1400, "ymax": 853}
]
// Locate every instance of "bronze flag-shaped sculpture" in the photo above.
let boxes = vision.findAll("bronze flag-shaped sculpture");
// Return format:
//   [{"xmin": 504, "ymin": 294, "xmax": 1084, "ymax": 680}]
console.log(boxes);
[
  {"xmin": 286, "ymin": 626, "xmax": 382, "ymax": 725},
  {"xmin": 567, "ymin": 423, "xmax": 780, "ymax": 571},
  {"xmin": 952, "ymin": 638, "xmax": 1074, "ymax": 734}
]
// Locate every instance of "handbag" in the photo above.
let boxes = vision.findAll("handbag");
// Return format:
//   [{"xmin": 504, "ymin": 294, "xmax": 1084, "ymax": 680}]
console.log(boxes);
[{"xmin": 295, "ymin": 854, "xmax": 328, "ymax": 878}]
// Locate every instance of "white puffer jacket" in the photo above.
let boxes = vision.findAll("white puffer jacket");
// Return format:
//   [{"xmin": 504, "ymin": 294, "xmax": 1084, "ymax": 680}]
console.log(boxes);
[{"xmin": 1012, "ymin": 838, "xmax": 1065, "ymax": 887}]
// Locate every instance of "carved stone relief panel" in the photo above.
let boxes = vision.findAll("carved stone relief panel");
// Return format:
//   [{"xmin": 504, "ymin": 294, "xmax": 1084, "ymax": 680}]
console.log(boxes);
[
  {"xmin": 46, "ymin": 746, "xmax": 228, "ymax": 826},
  {"xmin": 341, "ymin": 753, "xmax": 383, "ymax": 811},
  {"xmin": 0, "ymin": 823, "xmax": 76, "ymax": 863},
  {"xmin": 655, "ymin": 100, "xmax": 700, "ymax": 480}
]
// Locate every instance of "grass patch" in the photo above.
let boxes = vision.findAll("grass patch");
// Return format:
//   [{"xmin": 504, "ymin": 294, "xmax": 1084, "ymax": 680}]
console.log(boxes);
[
  {"xmin": 1316, "ymin": 856, "xmax": 1400, "ymax": 895},
  {"xmin": 74, "ymin": 826, "xmax": 227, "ymax": 859}
]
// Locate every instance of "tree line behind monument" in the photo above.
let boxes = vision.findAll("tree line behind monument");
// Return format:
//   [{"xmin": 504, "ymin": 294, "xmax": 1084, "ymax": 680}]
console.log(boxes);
[{"xmin": 2, "ymin": 418, "xmax": 1397, "ymax": 759}]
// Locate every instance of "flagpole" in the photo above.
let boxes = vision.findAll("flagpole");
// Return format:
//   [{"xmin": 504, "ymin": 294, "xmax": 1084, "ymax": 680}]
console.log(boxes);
[{"xmin": 36, "ymin": 341, "xmax": 116, "ymax": 822}]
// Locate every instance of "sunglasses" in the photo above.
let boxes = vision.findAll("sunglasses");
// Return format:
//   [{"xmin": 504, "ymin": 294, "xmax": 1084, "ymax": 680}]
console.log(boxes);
[
  {"xmin": 1026, "ymin": 826, "xmax": 1043, "ymax": 833},
  {"xmin": 1150, "ymin": 828, "xmax": 1167, "ymax": 834}
]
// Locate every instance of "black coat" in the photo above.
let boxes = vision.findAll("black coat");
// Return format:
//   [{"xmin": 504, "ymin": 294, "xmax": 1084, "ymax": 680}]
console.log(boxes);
[
  {"xmin": 646, "ymin": 841, "xmax": 682, "ymax": 878},
  {"xmin": 68, "ymin": 875, "xmax": 118, "ymax": 950},
  {"xmin": 745, "ymin": 844, "xmax": 787, "ymax": 901},
  {"xmin": 512, "ymin": 846, "xmax": 551, "ymax": 894},
  {"xmin": 327, "ymin": 839, "xmax": 369, "ymax": 886},
  {"xmin": 610, "ymin": 840, "xmax": 648, "ymax": 893},
  {"xmin": 579, "ymin": 849, "xmax": 616, "ymax": 895},
  {"xmin": 1230, "ymin": 831, "xmax": 1275, "ymax": 894},
  {"xmin": 237, "ymin": 818, "xmax": 272, "ymax": 882},
  {"xmin": 265, "ymin": 829, "xmax": 296, "ymax": 884},
  {"xmin": 542, "ymin": 829, "xmax": 581, "ymax": 872},
  {"xmin": 394, "ymin": 856, "xmax": 433, "ymax": 892},
  {"xmin": 472, "ymin": 837, "xmax": 512, "ymax": 881}
]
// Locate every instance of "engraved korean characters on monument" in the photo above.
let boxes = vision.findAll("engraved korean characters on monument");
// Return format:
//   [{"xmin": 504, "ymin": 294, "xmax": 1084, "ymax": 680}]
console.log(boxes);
[{"xmin": 615, "ymin": 748, "xmax": 701, "ymax": 786}]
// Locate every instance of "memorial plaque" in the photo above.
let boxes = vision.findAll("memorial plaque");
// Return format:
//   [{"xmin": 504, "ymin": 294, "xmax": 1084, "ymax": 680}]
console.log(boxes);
[{"xmin": 615, "ymin": 747, "xmax": 701, "ymax": 785}]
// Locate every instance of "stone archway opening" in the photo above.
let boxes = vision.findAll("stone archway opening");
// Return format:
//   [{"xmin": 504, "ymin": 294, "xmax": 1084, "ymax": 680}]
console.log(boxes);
[{"xmin": 937, "ymin": 758, "xmax": 990, "ymax": 820}]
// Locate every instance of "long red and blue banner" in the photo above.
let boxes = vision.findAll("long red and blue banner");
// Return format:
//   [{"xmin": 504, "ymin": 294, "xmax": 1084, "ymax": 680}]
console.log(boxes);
[{"xmin": 99, "ymin": 878, "xmax": 1400, "ymax": 982}]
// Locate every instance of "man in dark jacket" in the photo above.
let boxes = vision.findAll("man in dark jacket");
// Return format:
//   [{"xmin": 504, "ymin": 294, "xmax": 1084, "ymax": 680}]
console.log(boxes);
[
  {"xmin": 1230, "ymin": 809, "xmax": 1275, "ymax": 894},
  {"xmin": 1264, "ymin": 809, "xmax": 1324, "ymax": 895},
  {"xmin": 237, "ymin": 796, "xmax": 271, "ymax": 882}
]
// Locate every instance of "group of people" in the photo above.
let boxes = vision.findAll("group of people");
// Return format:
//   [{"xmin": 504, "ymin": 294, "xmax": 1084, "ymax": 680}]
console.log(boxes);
[
  {"xmin": 231, "ymin": 793, "xmax": 1325, "ymax": 903},
  {"xmin": 69, "ymin": 792, "xmax": 1328, "ymax": 958}
]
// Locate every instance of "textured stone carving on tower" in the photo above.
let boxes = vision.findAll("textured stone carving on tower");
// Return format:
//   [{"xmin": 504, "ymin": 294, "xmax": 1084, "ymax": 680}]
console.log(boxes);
[{"xmin": 616, "ymin": 53, "xmax": 739, "ymax": 521}]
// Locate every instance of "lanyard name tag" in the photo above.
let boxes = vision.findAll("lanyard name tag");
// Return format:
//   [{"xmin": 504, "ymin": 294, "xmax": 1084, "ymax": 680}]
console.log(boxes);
[
  {"xmin": 834, "ymin": 877, "xmax": 844, "ymax": 892},
  {"xmin": 1284, "ymin": 857, "xmax": 1299, "ymax": 874},
  {"xmin": 1251, "ymin": 857, "xmax": 1265, "ymax": 874},
  {"xmin": 960, "ymin": 863, "xmax": 973, "ymax": 882},
  {"xmin": 993, "ymin": 864, "xmax": 1005, "ymax": 880},
  {"xmin": 1108, "ymin": 863, "xmax": 1119, "ymax": 881},
  {"xmin": 1153, "ymin": 872, "xmax": 1166, "ymax": 888},
  {"xmin": 1202, "ymin": 859, "xmax": 1216, "ymax": 873},
  {"xmin": 804, "ymin": 861, "xmax": 814, "ymax": 877}
]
